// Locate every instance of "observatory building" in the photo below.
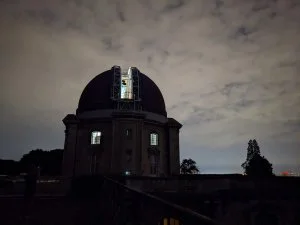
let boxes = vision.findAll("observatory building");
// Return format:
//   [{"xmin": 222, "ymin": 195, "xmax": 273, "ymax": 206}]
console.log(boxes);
[{"xmin": 62, "ymin": 66, "xmax": 182, "ymax": 178}]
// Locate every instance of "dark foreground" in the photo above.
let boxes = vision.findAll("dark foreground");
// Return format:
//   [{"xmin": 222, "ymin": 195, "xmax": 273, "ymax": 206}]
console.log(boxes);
[
  {"xmin": 0, "ymin": 196, "xmax": 108, "ymax": 225},
  {"xmin": 1, "ymin": 175, "xmax": 300, "ymax": 225}
]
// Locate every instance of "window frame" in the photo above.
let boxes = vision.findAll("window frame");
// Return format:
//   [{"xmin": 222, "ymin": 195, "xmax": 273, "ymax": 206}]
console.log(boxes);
[
  {"xmin": 91, "ymin": 131, "xmax": 102, "ymax": 145},
  {"xmin": 120, "ymin": 69, "xmax": 133, "ymax": 99},
  {"xmin": 90, "ymin": 152, "xmax": 97, "ymax": 174},
  {"xmin": 149, "ymin": 132, "xmax": 159, "ymax": 146},
  {"xmin": 149, "ymin": 154, "xmax": 160, "ymax": 175},
  {"xmin": 126, "ymin": 149, "xmax": 132, "ymax": 162},
  {"xmin": 125, "ymin": 129, "xmax": 133, "ymax": 140}
]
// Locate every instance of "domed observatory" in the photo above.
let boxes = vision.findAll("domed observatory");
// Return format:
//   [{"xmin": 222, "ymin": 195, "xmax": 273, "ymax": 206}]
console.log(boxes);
[{"xmin": 62, "ymin": 66, "xmax": 182, "ymax": 178}]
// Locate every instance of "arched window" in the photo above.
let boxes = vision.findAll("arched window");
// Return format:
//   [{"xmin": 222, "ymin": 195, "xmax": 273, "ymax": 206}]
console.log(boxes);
[
  {"xmin": 91, "ymin": 131, "xmax": 101, "ymax": 145},
  {"xmin": 150, "ymin": 132, "xmax": 158, "ymax": 146}
]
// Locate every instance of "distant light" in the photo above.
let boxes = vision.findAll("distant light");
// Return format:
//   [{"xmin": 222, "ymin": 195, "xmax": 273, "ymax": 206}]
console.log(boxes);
[
  {"xmin": 281, "ymin": 171, "xmax": 289, "ymax": 176},
  {"xmin": 125, "ymin": 171, "xmax": 131, "ymax": 176}
]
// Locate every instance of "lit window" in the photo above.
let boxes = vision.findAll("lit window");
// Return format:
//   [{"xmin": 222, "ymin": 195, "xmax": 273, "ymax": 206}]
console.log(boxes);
[
  {"xmin": 91, "ymin": 131, "xmax": 101, "ymax": 145},
  {"xmin": 121, "ymin": 67, "xmax": 133, "ymax": 99},
  {"xmin": 163, "ymin": 218, "xmax": 180, "ymax": 225},
  {"xmin": 150, "ymin": 132, "xmax": 158, "ymax": 146}
]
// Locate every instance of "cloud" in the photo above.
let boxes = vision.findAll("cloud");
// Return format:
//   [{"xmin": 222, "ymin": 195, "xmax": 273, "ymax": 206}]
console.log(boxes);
[{"xmin": 0, "ymin": 0, "xmax": 299, "ymax": 173}]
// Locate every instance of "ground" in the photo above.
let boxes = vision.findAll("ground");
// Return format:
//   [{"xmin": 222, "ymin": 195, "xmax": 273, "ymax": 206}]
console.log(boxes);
[{"xmin": 0, "ymin": 196, "xmax": 108, "ymax": 225}]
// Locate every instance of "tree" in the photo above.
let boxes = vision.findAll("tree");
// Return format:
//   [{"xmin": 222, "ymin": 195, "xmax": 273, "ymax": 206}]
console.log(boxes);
[
  {"xmin": 180, "ymin": 158, "xmax": 200, "ymax": 174},
  {"xmin": 241, "ymin": 139, "xmax": 262, "ymax": 169},
  {"xmin": 19, "ymin": 149, "xmax": 63, "ymax": 176},
  {"xmin": 0, "ymin": 159, "xmax": 20, "ymax": 176},
  {"xmin": 241, "ymin": 139, "xmax": 274, "ymax": 177},
  {"xmin": 0, "ymin": 149, "xmax": 63, "ymax": 176}
]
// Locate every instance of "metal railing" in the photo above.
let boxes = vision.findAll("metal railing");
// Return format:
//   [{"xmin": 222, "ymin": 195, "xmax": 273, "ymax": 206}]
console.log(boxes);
[
  {"xmin": 1, "ymin": 175, "xmax": 220, "ymax": 224},
  {"xmin": 100, "ymin": 175, "xmax": 220, "ymax": 225}
]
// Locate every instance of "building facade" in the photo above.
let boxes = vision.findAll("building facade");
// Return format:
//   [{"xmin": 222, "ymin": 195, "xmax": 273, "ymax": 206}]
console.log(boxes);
[{"xmin": 62, "ymin": 66, "xmax": 182, "ymax": 178}]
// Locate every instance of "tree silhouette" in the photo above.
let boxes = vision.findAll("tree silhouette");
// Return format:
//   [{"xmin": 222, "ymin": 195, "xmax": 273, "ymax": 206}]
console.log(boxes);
[
  {"xmin": 180, "ymin": 158, "xmax": 199, "ymax": 174},
  {"xmin": 242, "ymin": 140, "xmax": 261, "ymax": 169},
  {"xmin": 19, "ymin": 149, "xmax": 63, "ymax": 176},
  {"xmin": 241, "ymin": 139, "xmax": 273, "ymax": 177},
  {"xmin": 0, "ymin": 159, "xmax": 20, "ymax": 176},
  {"xmin": 0, "ymin": 149, "xmax": 63, "ymax": 176}
]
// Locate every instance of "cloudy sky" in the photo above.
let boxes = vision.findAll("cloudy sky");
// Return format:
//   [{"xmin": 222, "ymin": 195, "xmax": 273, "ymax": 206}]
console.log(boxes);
[{"xmin": 1, "ymin": 0, "xmax": 299, "ymax": 174}]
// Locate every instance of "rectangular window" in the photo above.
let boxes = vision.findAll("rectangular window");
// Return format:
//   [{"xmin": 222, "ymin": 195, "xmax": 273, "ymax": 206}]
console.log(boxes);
[
  {"xmin": 120, "ymin": 67, "xmax": 133, "ymax": 99},
  {"xmin": 91, "ymin": 131, "xmax": 101, "ymax": 145},
  {"xmin": 125, "ymin": 129, "xmax": 132, "ymax": 139},
  {"xmin": 150, "ymin": 155, "xmax": 159, "ymax": 175},
  {"xmin": 126, "ymin": 149, "xmax": 132, "ymax": 162},
  {"xmin": 90, "ymin": 154, "xmax": 97, "ymax": 174},
  {"xmin": 150, "ymin": 133, "xmax": 158, "ymax": 146}
]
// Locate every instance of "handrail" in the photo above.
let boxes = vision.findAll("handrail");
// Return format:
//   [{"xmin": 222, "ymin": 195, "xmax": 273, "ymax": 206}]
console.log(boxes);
[
  {"xmin": 103, "ymin": 175, "xmax": 219, "ymax": 225},
  {"xmin": 2, "ymin": 176, "xmax": 221, "ymax": 224}
]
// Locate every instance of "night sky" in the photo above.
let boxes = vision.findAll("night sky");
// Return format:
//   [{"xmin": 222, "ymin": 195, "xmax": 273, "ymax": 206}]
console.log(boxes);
[{"xmin": 1, "ymin": 0, "xmax": 299, "ymax": 174}]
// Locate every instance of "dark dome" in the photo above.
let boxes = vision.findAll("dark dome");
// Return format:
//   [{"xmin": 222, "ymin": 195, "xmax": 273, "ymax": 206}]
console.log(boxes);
[{"xmin": 77, "ymin": 68, "xmax": 167, "ymax": 116}]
